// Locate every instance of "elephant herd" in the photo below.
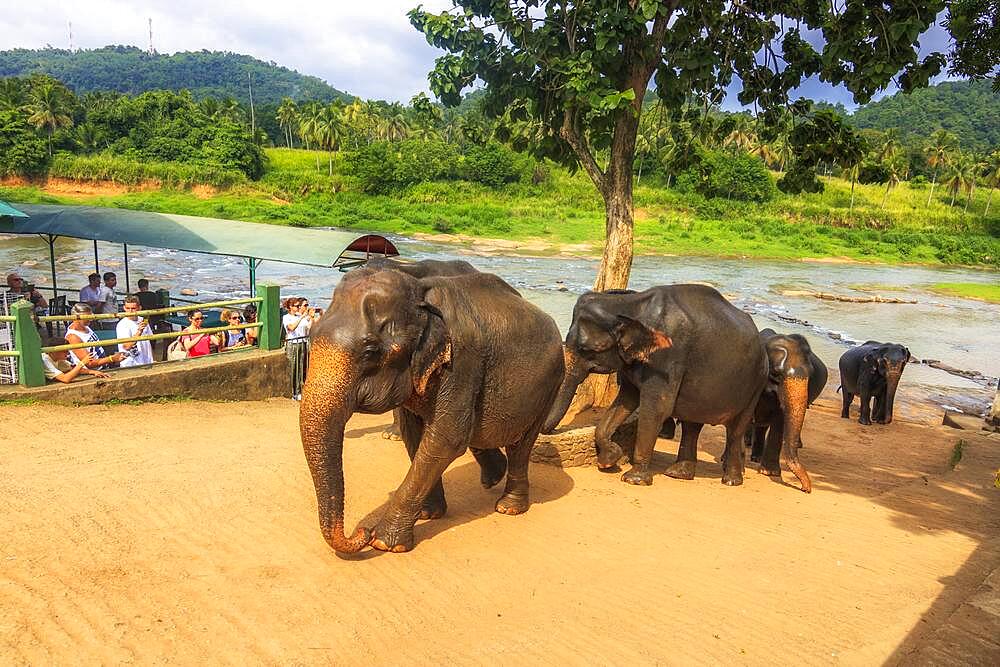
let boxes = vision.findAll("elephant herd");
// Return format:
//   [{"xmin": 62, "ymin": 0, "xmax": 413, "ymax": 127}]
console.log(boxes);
[{"xmin": 299, "ymin": 259, "xmax": 911, "ymax": 554}]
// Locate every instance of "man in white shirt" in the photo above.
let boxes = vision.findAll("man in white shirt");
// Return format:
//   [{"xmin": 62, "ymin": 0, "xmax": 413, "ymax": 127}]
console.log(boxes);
[
  {"xmin": 79, "ymin": 272, "xmax": 105, "ymax": 311},
  {"xmin": 116, "ymin": 295, "xmax": 153, "ymax": 367}
]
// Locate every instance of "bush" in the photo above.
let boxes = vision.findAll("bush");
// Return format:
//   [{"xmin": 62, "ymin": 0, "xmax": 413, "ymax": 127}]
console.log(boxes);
[
  {"xmin": 858, "ymin": 161, "xmax": 889, "ymax": 185},
  {"xmin": 350, "ymin": 140, "xmax": 459, "ymax": 193},
  {"xmin": 0, "ymin": 110, "xmax": 49, "ymax": 177},
  {"xmin": 908, "ymin": 175, "xmax": 928, "ymax": 189},
  {"xmin": 677, "ymin": 148, "xmax": 776, "ymax": 202},
  {"xmin": 461, "ymin": 142, "xmax": 521, "ymax": 187}
]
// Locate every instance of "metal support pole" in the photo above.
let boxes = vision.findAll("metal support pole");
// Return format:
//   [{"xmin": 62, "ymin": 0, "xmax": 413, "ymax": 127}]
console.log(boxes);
[
  {"xmin": 123, "ymin": 243, "xmax": 130, "ymax": 293},
  {"xmin": 13, "ymin": 300, "xmax": 44, "ymax": 387},
  {"xmin": 248, "ymin": 257, "xmax": 260, "ymax": 297},
  {"xmin": 47, "ymin": 235, "xmax": 58, "ymax": 300},
  {"xmin": 93, "ymin": 239, "xmax": 100, "ymax": 274},
  {"xmin": 256, "ymin": 283, "xmax": 281, "ymax": 351}
]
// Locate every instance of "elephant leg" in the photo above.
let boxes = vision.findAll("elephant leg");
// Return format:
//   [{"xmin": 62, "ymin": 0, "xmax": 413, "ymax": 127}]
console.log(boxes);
[
  {"xmin": 858, "ymin": 388, "xmax": 873, "ymax": 425},
  {"xmin": 759, "ymin": 415, "xmax": 783, "ymax": 477},
  {"xmin": 660, "ymin": 417, "xmax": 677, "ymax": 440},
  {"xmin": 381, "ymin": 409, "xmax": 403, "ymax": 440},
  {"xmin": 495, "ymin": 427, "xmax": 539, "ymax": 515},
  {"xmin": 594, "ymin": 382, "xmax": 640, "ymax": 470},
  {"xmin": 749, "ymin": 425, "xmax": 767, "ymax": 463},
  {"xmin": 399, "ymin": 410, "xmax": 446, "ymax": 521},
  {"xmin": 623, "ymin": 377, "xmax": 679, "ymax": 486},
  {"xmin": 665, "ymin": 421, "xmax": 703, "ymax": 480},
  {"xmin": 721, "ymin": 405, "xmax": 755, "ymax": 486},
  {"xmin": 371, "ymin": 441, "xmax": 463, "ymax": 553},
  {"xmin": 841, "ymin": 390, "xmax": 853, "ymax": 418},
  {"xmin": 471, "ymin": 447, "xmax": 507, "ymax": 489},
  {"xmin": 873, "ymin": 393, "xmax": 886, "ymax": 424}
]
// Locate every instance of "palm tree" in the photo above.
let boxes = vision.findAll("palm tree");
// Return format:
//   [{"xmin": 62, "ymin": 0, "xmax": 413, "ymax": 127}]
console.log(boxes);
[
  {"xmin": 0, "ymin": 77, "xmax": 26, "ymax": 111},
  {"xmin": 315, "ymin": 105, "xmax": 344, "ymax": 176},
  {"xmin": 944, "ymin": 154, "xmax": 975, "ymax": 208},
  {"xmin": 380, "ymin": 113, "xmax": 409, "ymax": 142},
  {"xmin": 877, "ymin": 129, "xmax": 901, "ymax": 161},
  {"xmin": 981, "ymin": 150, "xmax": 1000, "ymax": 217},
  {"xmin": 276, "ymin": 98, "xmax": 298, "ymax": 149},
  {"xmin": 837, "ymin": 131, "xmax": 867, "ymax": 211},
  {"xmin": 410, "ymin": 125, "xmax": 441, "ymax": 142},
  {"xmin": 723, "ymin": 115, "xmax": 756, "ymax": 153},
  {"xmin": 924, "ymin": 129, "xmax": 958, "ymax": 206},
  {"xmin": 24, "ymin": 79, "xmax": 74, "ymax": 156},
  {"xmin": 880, "ymin": 158, "xmax": 904, "ymax": 209}
]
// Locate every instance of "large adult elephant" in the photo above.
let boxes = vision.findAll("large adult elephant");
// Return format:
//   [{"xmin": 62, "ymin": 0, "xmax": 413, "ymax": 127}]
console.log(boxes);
[
  {"xmin": 747, "ymin": 329, "xmax": 828, "ymax": 493},
  {"xmin": 839, "ymin": 341, "xmax": 911, "ymax": 425},
  {"xmin": 300, "ymin": 262, "xmax": 564, "ymax": 554},
  {"xmin": 545, "ymin": 285, "xmax": 770, "ymax": 487}
]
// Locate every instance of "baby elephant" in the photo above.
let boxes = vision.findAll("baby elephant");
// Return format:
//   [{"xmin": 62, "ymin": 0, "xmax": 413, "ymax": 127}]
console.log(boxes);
[
  {"xmin": 747, "ymin": 329, "xmax": 828, "ymax": 493},
  {"xmin": 838, "ymin": 341, "xmax": 911, "ymax": 425}
]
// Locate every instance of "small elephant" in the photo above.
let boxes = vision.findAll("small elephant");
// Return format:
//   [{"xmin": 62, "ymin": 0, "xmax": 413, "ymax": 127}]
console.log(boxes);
[
  {"xmin": 746, "ymin": 329, "xmax": 828, "ymax": 493},
  {"xmin": 545, "ymin": 284, "xmax": 771, "ymax": 488},
  {"xmin": 839, "ymin": 341, "xmax": 911, "ymax": 425},
  {"xmin": 300, "ymin": 261, "xmax": 564, "ymax": 554}
]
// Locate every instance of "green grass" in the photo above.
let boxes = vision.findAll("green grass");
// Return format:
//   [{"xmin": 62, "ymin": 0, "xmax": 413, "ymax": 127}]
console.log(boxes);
[
  {"xmin": 927, "ymin": 283, "xmax": 1000, "ymax": 303},
  {"xmin": 101, "ymin": 395, "xmax": 194, "ymax": 406},
  {"xmin": 0, "ymin": 397, "xmax": 39, "ymax": 406},
  {"xmin": 3, "ymin": 147, "xmax": 998, "ymax": 268}
]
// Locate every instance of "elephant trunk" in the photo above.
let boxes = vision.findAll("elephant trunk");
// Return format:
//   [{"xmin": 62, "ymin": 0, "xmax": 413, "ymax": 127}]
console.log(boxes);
[
  {"xmin": 542, "ymin": 346, "xmax": 591, "ymax": 433},
  {"xmin": 778, "ymin": 376, "xmax": 812, "ymax": 493},
  {"xmin": 299, "ymin": 341, "xmax": 371, "ymax": 554},
  {"xmin": 883, "ymin": 370, "xmax": 902, "ymax": 424}
]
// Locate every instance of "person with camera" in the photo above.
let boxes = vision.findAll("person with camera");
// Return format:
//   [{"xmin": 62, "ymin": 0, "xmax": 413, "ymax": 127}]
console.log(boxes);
[
  {"xmin": 116, "ymin": 295, "xmax": 154, "ymax": 368},
  {"xmin": 282, "ymin": 297, "xmax": 316, "ymax": 401}
]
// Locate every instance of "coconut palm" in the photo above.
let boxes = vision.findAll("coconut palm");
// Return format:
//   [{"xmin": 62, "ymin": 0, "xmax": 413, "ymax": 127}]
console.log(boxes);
[
  {"xmin": 880, "ymin": 157, "xmax": 905, "ymax": 209},
  {"xmin": 24, "ymin": 78, "xmax": 74, "ymax": 156},
  {"xmin": 981, "ymin": 150, "xmax": 1000, "ymax": 216},
  {"xmin": 380, "ymin": 113, "xmax": 410, "ymax": 142},
  {"xmin": 924, "ymin": 129, "xmax": 958, "ymax": 206},
  {"xmin": 315, "ymin": 105, "xmax": 345, "ymax": 176},
  {"xmin": 876, "ymin": 129, "xmax": 901, "ymax": 161},
  {"xmin": 723, "ymin": 115, "xmax": 756, "ymax": 153},
  {"xmin": 944, "ymin": 153, "xmax": 976, "ymax": 208},
  {"xmin": 276, "ymin": 98, "xmax": 298, "ymax": 149}
]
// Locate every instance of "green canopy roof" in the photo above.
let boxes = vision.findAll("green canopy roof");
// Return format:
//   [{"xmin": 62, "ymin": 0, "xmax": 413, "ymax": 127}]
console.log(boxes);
[
  {"xmin": 0, "ymin": 204, "xmax": 398, "ymax": 268},
  {"xmin": 0, "ymin": 201, "xmax": 28, "ymax": 218}
]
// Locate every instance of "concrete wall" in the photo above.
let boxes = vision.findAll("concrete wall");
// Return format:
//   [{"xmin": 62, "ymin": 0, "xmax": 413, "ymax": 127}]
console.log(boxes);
[{"xmin": 0, "ymin": 349, "xmax": 290, "ymax": 405}]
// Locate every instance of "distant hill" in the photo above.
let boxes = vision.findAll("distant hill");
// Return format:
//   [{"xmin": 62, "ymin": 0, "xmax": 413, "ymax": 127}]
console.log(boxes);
[
  {"xmin": 850, "ymin": 79, "xmax": 999, "ymax": 152},
  {"xmin": 0, "ymin": 46, "xmax": 353, "ymax": 105}
]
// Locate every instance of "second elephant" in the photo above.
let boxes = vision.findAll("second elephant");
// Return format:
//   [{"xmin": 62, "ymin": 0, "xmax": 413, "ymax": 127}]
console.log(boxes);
[{"xmin": 839, "ymin": 341, "xmax": 910, "ymax": 425}]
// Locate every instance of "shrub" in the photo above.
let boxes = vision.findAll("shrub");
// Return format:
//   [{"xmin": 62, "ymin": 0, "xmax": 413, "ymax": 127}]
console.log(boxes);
[
  {"xmin": 677, "ymin": 148, "xmax": 776, "ymax": 202},
  {"xmin": 0, "ymin": 110, "xmax": 49, "ymax": 177},
  {"xmin": 349, "ymin": 140, "xmax": 459, "ymax": 193},
  {"xmin": 908, "ymin": 174, "xmax": 929, "ymax": 189},
  {"xmin": 858, "ymin": 161, "xmax": 889, "ymax": 185},
  {"xmin": 461, "ymin": 142, "xmax": 521, "ymax": 187}
]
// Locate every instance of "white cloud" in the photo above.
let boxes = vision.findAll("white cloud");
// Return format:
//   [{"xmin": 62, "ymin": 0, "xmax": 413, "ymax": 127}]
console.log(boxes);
[{"xmin": 0, "ymin": 0, "xmax": 454, "ymax": 101}]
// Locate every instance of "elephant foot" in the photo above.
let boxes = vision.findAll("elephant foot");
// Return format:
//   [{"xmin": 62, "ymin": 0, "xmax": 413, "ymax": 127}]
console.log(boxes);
[
  {"xmin": 749, "ymin": 453, "xmax": 761, "ymax": 463},
  {"xmin": 370, "ymin": 519, "xmax": 415, "ymax": 553},
  {"xmin": 841, "ymin": 412, "xmax": 849, "ymax": 419},
  {"xmin": 665, "ymin": 460, "xmax": 696, "ymax": 480},
  {"xmin": 381, "ymin": 425, "xmax": 402, "ymax": 441},
  {"xmin": 858, "ymin": 417, "xmax": 872, "ymax": 426},
  {"xmin": 659, "ymin": 420, "xmax": 676, "ymax": 440},
  {"xmin": 596, "ymin": 441, "xmax": 624, "ymax": 470},
  {"xmin": 477, "ymin": 449, "xmax": 507, "ymax": 489},
  {"xmin": 418, "ymin": 498, "xmax": 447, "ymax": 520},
  {"xmin": 721, "ymin": 469, "xmax": 744, "ymax": 486},
  {"xmin": 495, "ymin": 492, "xmax": 529, "ymax": 515},
  {"xmin": 621, "ymin": 464, "xmax": 653, "ymax": 486},
  {"xmin": 758, "ymin": 464, "xmax": 781, "ymax": 477}
]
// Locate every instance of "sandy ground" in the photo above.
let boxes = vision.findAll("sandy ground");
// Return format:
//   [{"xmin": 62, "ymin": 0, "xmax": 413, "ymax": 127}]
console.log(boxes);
[{"xmin": 1, "ymin": 398, "xmax": 998, "ymax": 665}]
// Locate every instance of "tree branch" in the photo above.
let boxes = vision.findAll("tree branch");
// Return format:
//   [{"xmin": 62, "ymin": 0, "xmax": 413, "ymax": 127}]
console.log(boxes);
[{"xmin": 560, "ymin": 108, "xmax": 606, "ymax": 194}]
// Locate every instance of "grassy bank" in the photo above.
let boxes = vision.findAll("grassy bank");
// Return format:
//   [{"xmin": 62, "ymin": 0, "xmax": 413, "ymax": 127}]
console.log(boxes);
[
  {"xmin": 3, "ymin": 148, "xmax": 998, "ymax": 268},
  {"xmin": 929, "ymin": 283, "xmax": 1000, "ymax": 303}
]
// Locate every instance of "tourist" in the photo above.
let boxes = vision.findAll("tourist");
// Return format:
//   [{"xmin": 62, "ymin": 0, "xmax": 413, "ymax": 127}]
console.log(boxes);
[
  {"xmin": 5, "ymin": 273, "xmax": 48, "ymax": 312},
  {"xmin": 218, "ymin": 309, "xmax": 247, "ymax": 350},
  {"xmin": 79, "ymin": 273, "xmax": 107, "ymax": 312},
  {"xmin": 178, "ymin": 310, "xmax": 212, "ymax": 357},
  {"xmin": 41, "ymin": 343, "xmax": 110, "ymax": 384},
  {"xmin": 100, "ymin": 272, "xmax": 119, "ymax": 329},
  {"xmin": 116, "ymin": 295, "xmax": 154, "ymax": 368},
  {"xmin": 283, "ymin": 297, "xmax": 315, "ymax": 401},
  {"xmin": 243, "ymin": 304, "xmax": 258, "ymax": 346},
  {"xmin": 65, "ymin": 303, "xmax": 125, "ymax": 369}
]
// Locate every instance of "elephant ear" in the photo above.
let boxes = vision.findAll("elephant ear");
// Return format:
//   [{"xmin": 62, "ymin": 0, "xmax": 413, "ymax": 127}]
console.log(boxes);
[
  {"xmin": 411, "ymin": 298, "xmax": 451, "ymax": 397},
  {"xmin": 613, "ymin": 315, "xmax": 672, "ymax": 364}
]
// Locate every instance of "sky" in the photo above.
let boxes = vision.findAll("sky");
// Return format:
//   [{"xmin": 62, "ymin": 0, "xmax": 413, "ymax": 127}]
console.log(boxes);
[{"xmin": 0, "ymin": 0, "xmax": 955, "ymax": 108}]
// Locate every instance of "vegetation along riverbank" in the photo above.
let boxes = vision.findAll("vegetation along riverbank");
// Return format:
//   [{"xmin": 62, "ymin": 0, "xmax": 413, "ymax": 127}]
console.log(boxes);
[{"xmin": 1, "ymin": 71, "xmax": 998, "ymax": 269}]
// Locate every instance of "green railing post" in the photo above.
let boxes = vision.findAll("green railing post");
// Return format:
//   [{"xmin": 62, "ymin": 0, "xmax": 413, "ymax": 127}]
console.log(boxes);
[
  {"xmin": 156, "ymin": 288, "xmax": 170, "ymax": 309},
  {"xmin": 13, "ymin": 300, "xmax": 45, "ymax": 387},
  {"xmin": 256, "ymin": 283, "xmax": 281, "ymax": 351}
]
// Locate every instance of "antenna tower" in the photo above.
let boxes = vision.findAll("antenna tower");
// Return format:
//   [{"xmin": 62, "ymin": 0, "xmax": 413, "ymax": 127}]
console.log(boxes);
[
  {"xmin": 68, "ymin": 21, "xmax": 74, "ymax": 51},
  {"xmin": 148, "ymin": 18, "xmax": 154, "ymax": 55}
]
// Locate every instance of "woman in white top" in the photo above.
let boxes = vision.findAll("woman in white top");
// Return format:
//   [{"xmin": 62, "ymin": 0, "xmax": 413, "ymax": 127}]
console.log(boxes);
[
  {"xmin": 282, "ymin": 297, "xmax": 317, "ymax": 400},
  {"xmin": 65, "ymin": 303, "xmax": 125, "ymax": 369}
]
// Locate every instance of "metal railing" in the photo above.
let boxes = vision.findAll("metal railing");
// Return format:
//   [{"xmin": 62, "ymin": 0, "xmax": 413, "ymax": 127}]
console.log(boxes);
[{"xmin": 5, "ymin": 283, "xmax": 283, "ymax": 388}]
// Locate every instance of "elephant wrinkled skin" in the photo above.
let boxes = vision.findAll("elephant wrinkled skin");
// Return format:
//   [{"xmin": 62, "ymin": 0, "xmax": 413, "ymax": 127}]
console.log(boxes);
[{"xmin": 299, "ymin": 261, "xmax": 564, "ymax": 554}]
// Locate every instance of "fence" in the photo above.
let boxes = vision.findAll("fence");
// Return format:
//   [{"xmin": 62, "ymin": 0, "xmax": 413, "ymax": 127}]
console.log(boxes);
[{"xmin": 1, "ymin": 283, "xmax": 282, "ymax": 388}]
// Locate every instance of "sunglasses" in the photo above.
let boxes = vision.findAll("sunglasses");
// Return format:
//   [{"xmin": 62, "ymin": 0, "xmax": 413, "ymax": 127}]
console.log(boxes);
[{"xmin": 191, "ymin": 316, "xmax": 204, "ymax": 321}]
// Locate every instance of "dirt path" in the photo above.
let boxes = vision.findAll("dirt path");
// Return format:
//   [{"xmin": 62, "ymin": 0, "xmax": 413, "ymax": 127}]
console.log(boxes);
[{"xmin": 1, "ymin": 399, "xmax": 997, "ymax": 665}]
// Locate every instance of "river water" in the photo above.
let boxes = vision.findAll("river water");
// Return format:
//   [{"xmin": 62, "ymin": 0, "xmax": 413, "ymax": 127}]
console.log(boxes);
[{"xmin": 2, "ymin": 233, "xmax": 996, "ymax": 421}]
